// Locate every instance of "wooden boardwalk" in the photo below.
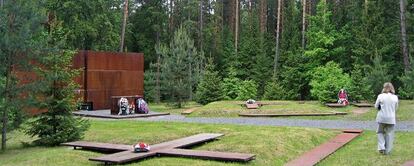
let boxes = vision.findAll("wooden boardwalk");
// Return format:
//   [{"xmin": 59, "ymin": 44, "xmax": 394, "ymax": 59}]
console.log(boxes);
[
  {"xmin": 351, "ymin": 103, "xmax": 374, "ymax": 107},
  {"xmin": 62, "ymin": 133, "xmax": 255, "ymax": 164},
  {"xmin": 285, "ymin": 130, "xmax": 363, "ymax": 166}
]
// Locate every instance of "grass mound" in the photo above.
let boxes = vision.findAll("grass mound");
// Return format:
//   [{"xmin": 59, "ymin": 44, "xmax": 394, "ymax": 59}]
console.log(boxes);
[{"xmin": 189, "ymin": 101, "xmax": 352, "ymax": 117}]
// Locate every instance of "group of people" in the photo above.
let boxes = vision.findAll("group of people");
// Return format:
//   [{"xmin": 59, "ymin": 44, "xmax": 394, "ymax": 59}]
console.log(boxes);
[{"xmin": 336, "ymin": 83, "xmax": 398, "ymax": 155}]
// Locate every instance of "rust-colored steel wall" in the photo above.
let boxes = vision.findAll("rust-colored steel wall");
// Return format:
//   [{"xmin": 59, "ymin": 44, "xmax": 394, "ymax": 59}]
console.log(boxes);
[
  {"xmin": 75, "ymin": 51, "xmax": 144, "ymax": 110},
  {"xmin": 17, "ymin": 51, "xmax": 144, "ymax": 115}
]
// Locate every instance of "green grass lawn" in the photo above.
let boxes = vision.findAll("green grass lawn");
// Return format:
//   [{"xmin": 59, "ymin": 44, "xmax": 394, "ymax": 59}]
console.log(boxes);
[
  {"xmin": 346, "ymin": 100, "xmax": 414, "ymax": 121},
  {"xmin": 1, "ymin": 120, "xmax": 413, "ymax": 165},
  {"xmin": 149, "ymin": 101, "xmax": 201, "ymax": 114},
  {"xmin": 0, "ymin": 120, "xmax": 338, "ymax": 166},
  {"xmin": 318, "ymin": 131, "xmax": 414, "ymax": 166},
  {"xmin": 161, "ymin": 100, "xmax": 414, "ymax": 121}
]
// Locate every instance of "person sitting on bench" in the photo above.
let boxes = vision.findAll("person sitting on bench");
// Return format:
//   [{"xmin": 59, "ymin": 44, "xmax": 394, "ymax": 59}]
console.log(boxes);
[{"xmin": 337, "ymin": 89, "xmax": 349, "ymax": 105}]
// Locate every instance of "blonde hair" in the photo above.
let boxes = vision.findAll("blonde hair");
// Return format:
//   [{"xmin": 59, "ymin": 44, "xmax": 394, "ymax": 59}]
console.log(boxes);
[{"xmin": 382, "ymin": 82, "xmax": 395, "ymax": 94}]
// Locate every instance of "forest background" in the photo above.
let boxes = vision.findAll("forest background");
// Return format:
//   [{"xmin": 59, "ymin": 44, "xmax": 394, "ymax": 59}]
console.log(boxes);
[{"xmin": 11, "ymin": 0, "xmax": 414, "ymax": 105}]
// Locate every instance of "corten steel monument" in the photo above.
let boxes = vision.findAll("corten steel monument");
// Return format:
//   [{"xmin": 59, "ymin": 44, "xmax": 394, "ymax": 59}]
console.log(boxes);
[{"xmin": 73, "ymin": 51, "xmax": 144, "ymax": 110}]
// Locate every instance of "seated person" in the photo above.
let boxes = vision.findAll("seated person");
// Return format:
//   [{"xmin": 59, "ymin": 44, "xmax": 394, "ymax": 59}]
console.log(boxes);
[{"xmin": 337, "ymin": 89, "xmax": 349, "ymax": 105}]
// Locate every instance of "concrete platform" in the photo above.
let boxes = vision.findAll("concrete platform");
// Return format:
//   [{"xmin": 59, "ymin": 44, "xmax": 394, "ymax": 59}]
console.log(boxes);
[{"xmin": 73, "ymin": 110, "xmax": 170, "ymax": 119}]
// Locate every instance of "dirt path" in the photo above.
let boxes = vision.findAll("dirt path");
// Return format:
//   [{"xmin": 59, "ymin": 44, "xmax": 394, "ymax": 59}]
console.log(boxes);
[{"xmin": 351, "ymin": 107, "xmax": 371, "ymax": 115}]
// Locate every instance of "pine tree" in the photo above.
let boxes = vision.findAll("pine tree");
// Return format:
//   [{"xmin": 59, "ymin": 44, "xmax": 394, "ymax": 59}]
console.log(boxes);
[
  {"xmin": 222, "ymin": 67, "xmax": 241, "ymax": 100},
  {"xmin": 366, "ymin": 55, "xmax": 392, "ymax": 97},
  {"xmin": 304, "ymin": 0, "xmax": 344, "ymax": 68},
  {"xmin": 399, "ymin": 58, "xmax": 414, "ymax": 99},
  {"xmin": 158, "ymin": 27, "xmax": 201, "ymax": 108},
  {"xmin": 195, "ymin": 58, "xmax": 223, "ymax": 105},
  {"xmin": 25, "ymin": 23, "xmax": 89, "ymax": 146},
  {"xmin": 0, "ymin": 0, "xmax": 45, "ymax": 150},
  {"xmin": 348, "ymin": 64, "xmax": 373, "ymax": 102}
]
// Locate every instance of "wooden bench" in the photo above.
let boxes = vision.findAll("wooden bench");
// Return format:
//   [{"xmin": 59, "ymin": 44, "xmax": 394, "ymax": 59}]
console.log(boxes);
[{"xmin": 110, "ymin": 95, "xmax": 142, "ymax": 115}]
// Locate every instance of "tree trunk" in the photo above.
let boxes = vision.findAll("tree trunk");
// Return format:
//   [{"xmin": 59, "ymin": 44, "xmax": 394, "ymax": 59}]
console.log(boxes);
[
  {"xmin": 119, "ymin": 0, "xmax": 128, "ymax": 52},
  {"xmin": 2, "ymin": 66, "xmax": 11, "ymax": 151},
  {"xmin": 189, "ymin": 63, "xmax": 193, "ymax": 101},
  {"xmin": 400, "ymin": 0, "xmax": 410, "ymax": 71},
  {"xmin": 155, "ymin": 47, "xmax": 161, "ymax": 103},
  {"xmin": 199, "ymin": 0, "xmax": 203, "ymax": 51},
  {"xmin": 235, "ymin": 0, "xmax": 239, "ymax": 56},
  {"xmin": 259, "ymin": 0, "xmax": 267, "ymax": 34},
  {"xmin": 273, "ymin": 0, "xmax": 282, "ymax": 76},
  {"xmin": 224, "ymin": 0, "xmax": 236, "ymax": 34},
  {"xmin": 0, "ymin": 0, "xmax": 4, "ymax": 7},
  {"xmin": 302, "ymin": 0, "xmax": 307, "ymax": 49},
  {"xmin": 169, "ymin": 0, "xmax": 174, "ymax": 34}
]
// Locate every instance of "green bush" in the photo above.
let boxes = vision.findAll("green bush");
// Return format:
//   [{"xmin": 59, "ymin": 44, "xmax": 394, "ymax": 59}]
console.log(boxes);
[
  {"xmin": 309, "ymin": 61, "xmax": 351, "ymax": 102},
  {"xmin": 348, "ymin": 64, "xmax": 373, "ymax": 102},
  {"xmin": 399, "ymin": 59, "xmax": 414, "ymax": 99},
  {"xmin": 195, "ymin": 59, "xmax": 223, "ymax": 105},
  {"xmin": 263, "ymin": 78, "xmax": 285, "ymax": 100},
  {"xmin": 236, "ymin": 80, "xmax": 258, "ymax": 100},
  {"xmin": 222, "ymin": 68, "xmax": 241, "ymax": 100}
]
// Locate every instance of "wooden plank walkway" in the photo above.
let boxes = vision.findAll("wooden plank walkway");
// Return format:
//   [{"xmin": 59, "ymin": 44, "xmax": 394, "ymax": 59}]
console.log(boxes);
[
  {"xmin": 181, "ymin": 107, "xmax": 200, "ymax": 115},
  {"xmin": 61, "ymin": 141, "xmax": 132, "ymax": 152},
  {"xmin": 157, "ymin": 149, "xmax": 255, "ymax": 162},
  {"xmin": 403, "ymin": 160, "xmax": 414, "ymax": 166},
  {"xmin": 239, "ymin": 112, "xmax": 347, "ymax": 117},
  {"xmin": 64, "ymin": 133, "xmax": 255, "ymax": 164},
  {"xmin": 285, "ymin": 130, "xmax": 363, "ymax": 166},
  {"xmin": 351, "ymin": 103, "xmax": 373, "ymax": 107}
]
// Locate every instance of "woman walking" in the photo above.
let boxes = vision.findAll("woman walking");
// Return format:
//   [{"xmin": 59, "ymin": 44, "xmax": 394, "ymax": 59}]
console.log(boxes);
[{"xmin": 374, "ymin": 82, "xmax": 399, "ymax": 155}]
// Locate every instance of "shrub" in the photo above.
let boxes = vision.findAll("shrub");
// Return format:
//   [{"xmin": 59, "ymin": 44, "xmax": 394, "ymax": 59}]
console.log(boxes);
[
  {"xmin": 309, "ymin": 61, "xmax": 351, "ymax": 102},
  {"xmin": 222, "ymin": 68, "xmax": 241, "ymax": 100},
  {"xmin": 348, "ymin": 64, "xmax": 373, "ymax": 102},
  {"xmin": 195, "ymin": 59, "xmax": 223, "ymax": 105},
  {"xmin": 236, "ymin": 80, "xmax": 258, "ymax": 100},
  {"xmin": 399, "ymin": 59, "xmax": 414, "ymax": 99},
  {"xmin": 263, "ymin": 78, "xmax": 285, "ymax": 100}
]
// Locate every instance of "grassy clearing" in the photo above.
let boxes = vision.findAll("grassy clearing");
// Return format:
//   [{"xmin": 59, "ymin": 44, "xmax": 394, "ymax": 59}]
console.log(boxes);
[
  {"xmin": 0, "ymin": 120, "xmax": 337, "ymax": 166},
  {"xmin": 318, "ymin": 131, "xmax": 414, "ymax": 166},
  {"xmin": 188, "ymin": 101, "xmax": 353, "ymax": 118}
]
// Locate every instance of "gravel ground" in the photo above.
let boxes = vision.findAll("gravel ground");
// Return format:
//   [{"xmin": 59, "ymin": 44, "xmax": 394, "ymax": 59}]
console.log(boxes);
[
  {"xmin": 117, "ymin": 115, "xmax": 414, "ymax": 132},
  {"xmin": 81, "ymin": 110, "xmax": 414, "ymax": 131}
]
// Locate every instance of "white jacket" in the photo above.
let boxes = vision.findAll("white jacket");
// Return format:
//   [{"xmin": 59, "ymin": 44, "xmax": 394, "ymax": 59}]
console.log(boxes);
[{"xmin": 374, "ymin": 93, "xmax": 399, "ymax": 124}]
